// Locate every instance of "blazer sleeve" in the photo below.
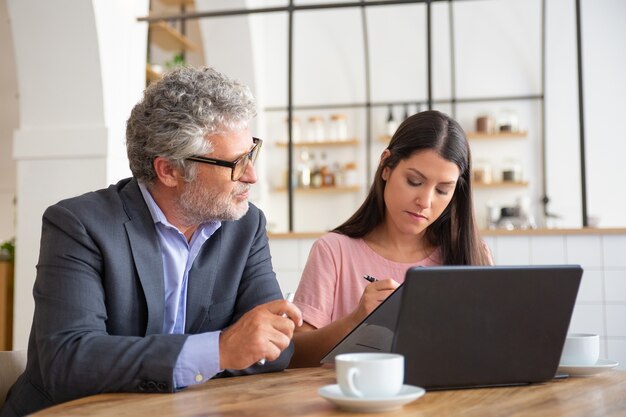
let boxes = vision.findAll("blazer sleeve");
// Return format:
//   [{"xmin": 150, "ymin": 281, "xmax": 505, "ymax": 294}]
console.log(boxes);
[
  {"xmin": 212, "ymin": 207, "xmax": 294, "ymax": 377},
  {"xmin": 33, "ymin": 203, "xmax": 186, "ymax": 403}
]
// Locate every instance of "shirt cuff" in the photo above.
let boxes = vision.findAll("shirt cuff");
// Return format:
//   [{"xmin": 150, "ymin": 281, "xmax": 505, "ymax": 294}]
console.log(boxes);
[{"xmin": 174, "ymin": 331, "xmax": 222, "ymax": 388}]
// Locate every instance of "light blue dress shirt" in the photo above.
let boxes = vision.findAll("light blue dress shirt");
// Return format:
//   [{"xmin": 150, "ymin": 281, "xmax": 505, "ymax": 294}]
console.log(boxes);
[{"xmin": 138, "ymin": 183, "xmax": 223, "ymax": 388}]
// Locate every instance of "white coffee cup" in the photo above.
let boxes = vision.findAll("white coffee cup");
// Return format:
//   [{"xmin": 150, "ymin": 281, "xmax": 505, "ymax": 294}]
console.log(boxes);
[
  {"xmin": 335, "ymin": 353, "xmax": 404, "ymax": 398},
  {"xmin": 559, "ymin": 333, "xmax": 600, "ymax": 366}
]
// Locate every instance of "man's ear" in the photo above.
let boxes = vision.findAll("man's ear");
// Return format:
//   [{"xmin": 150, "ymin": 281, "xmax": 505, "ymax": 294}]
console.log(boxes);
[{"xmin": 153, "ymin": 157, "xmax": 183, "ymax": 188}]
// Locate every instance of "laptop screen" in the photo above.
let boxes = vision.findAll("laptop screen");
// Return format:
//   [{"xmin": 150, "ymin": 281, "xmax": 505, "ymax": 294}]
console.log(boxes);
[
  {"xmin": 321, "ymin": 265, "xmax": 582, "ymax": 390},
  {"xmin": 394, "ymin": 265, "xmax": 582, "ymax": 389}
]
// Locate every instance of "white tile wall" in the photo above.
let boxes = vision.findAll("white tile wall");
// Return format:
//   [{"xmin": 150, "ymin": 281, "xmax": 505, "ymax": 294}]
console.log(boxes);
[
  {"xmin": 565, "ymin": 235, "xmax": 603, "ymax": 269},
  {"xmin": 606, "ymin": 305, "xmax": 626, "ymax": 338},
  {"xmin": 604, "ymin": 269, "xmax": 626, "ymax": 303},
  {"xmin": 270, "ymin": 239, "xmax": 300, "ymax": 270},
  {"xmin": 529, "ymin": 236, "xmax": 566, "ymax": 265},
  {"xmin": 269, "ymin": 231, "xmax": 626, "ymax": 369},
  {"xmin": 603, "ymin": 235, "xmax": 626, "ymax": 268},
  {"xmin": 568, "ymin": 304, "xmax": 605, "ymax": 336},
  {"xmin": 493, "ymin": 236, "xmax": 530, "ymax": 265},
  {"xmin": 576, "ymin": 270, "xmax": 603, "ymax": 303},
  {"xmin": 607, "ymin": 339, "xmax": 626, "ymax": 370}
]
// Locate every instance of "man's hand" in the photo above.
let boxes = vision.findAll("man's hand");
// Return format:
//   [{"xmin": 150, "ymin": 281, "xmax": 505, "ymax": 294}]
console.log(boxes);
[{"xmin": 219, "ymin": 299, "xmax": 303, "ymax": 370}]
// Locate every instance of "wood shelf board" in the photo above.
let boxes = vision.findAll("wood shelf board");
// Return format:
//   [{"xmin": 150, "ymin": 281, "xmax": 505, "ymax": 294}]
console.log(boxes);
[
  {"xmin": 156, "ymin": 0, "xmax": 194, "ymax": 6},
  {"xmin": 467, "ymin": 131, "xmax": 528, "ymax": 139},
  {"xmin": 269, "ymin": 227, "xmax": 626, "ymax": 239},
  {"xmin": 149, "ymin": 21, "xmax": 199, "ymax": 51},
  {"xmin": 474, "ymin": 181, "xmax": 529, "ymax": 188},
  {"xmin": 146, "ymin": 64, "xmax": 163, "ymax": 82},
  {"xmin": 275, "ymin": 139, "xmax": 359, "ymax": 147},
  {"xmin": 274, "ymin": 185, "xmax": 361, "ymax": 194}
]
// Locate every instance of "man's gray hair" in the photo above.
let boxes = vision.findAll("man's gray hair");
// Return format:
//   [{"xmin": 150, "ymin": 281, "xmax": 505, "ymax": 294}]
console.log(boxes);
[{"xmin": 126, "ymin": 66, "xmax": 257, "ymax": 184}]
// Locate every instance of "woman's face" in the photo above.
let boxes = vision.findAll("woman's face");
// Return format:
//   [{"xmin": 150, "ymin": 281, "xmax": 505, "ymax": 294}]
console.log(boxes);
[{"xmin": 382, "ymin": 149, "xmax": 461, "ymax": 238}]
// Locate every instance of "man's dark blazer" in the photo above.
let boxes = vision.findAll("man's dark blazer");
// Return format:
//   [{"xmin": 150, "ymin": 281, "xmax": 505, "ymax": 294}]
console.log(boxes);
[{"xmin": 1, "ymin": 178, "xmax": 290, "ymax": 417}]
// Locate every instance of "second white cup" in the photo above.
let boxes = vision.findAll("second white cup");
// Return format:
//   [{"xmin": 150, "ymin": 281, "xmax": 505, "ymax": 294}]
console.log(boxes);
[
  {"xmin": 559, "ymin": 333, "xmax": 600, "ymax": 366},
  {"xmin": 335, "ymin": 352, "xmax": 404, "ymax": 398}
]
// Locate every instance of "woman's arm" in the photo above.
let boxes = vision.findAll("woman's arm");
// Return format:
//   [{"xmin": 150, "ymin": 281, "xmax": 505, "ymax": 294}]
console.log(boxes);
[{"xmin": 289, "ymin": 279, "xmax": 399, "ymax": 368}]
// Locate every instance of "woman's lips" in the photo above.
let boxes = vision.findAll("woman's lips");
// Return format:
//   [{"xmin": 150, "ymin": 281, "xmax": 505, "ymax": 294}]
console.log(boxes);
[{"xmin": 407, "ymin": 211, "xmax": 428, "ymax": 221}]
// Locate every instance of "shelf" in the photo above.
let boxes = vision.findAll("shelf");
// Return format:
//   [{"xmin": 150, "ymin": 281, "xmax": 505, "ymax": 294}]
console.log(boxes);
[
  {"xmin": 149, "ymin": 21, "xmax": 199, "ymax": 52},
  {"xmin": 146, "ymin": 64, "xmax": 163, "ymax": 82},
  {"xmin": 466, "ymin": 131, "xmax": 527, "ymax": 140},
  {"xmin": 274, "ymin": 185, "xmax": 361, "ymax": 194},
  {"xmin": 275, "ymin": 139, "xmax": 359, "ymax": 148},
  {"xmin": 157, "ymin": 0, "xmax": 194, "ymax": 5},
  {"xmin": 474, "ymin": 181, "xmax": 529, "ymax": 188}
]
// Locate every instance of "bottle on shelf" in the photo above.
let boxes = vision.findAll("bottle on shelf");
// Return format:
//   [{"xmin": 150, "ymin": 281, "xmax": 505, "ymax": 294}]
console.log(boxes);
[
  {"xmin": 306, "ymin": 116, "xmax": 325, "ymax": 142},
  {"xmin": 386, "ymin": 105, "xmax": 397, "ymax": 137},
  {"xmin": 343, "ymin": 162, "xmax": 359, "ymax": 187},
  {"xmin": 331, "ymin": 161, "xmax": 343, "ymax": 186},
  {"xmin": 319, "ymin": 152, "xmax": 335, "ymax": 187},
  {"xmin": 403, "ymin": 103, "xmax": 410, "ymax": 120},
  {"xmin": 297, "ymin": 150, "xmax": 311, "ymax": 188},
  {"xmin": 329, "ymin": 114, "xmax": 348, "ymax": 141},
  {"xmin": 309, "ymin": 153, "xmax": 323, "ymax": 188}
]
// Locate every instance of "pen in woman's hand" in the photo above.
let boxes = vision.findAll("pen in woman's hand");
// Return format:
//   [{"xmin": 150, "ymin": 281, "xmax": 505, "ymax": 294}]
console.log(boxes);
[{"xmin": 362, "ymin": 275, "xmax": 378, "ymax": 283}]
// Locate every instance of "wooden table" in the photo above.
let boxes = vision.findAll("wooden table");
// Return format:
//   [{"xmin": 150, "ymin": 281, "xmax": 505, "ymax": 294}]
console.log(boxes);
[{"xmin": 31, "ymin": 367, "xmax": 626, "ymax": 416}]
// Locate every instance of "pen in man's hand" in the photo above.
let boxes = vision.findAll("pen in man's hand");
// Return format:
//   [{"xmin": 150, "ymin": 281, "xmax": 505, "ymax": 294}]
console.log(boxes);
[
  {"xmin": 362, "ymin": 275, "xmax": 378, "ymax": 283},
  {"xmin": 257, "ymin": 292, "xmax": 295, "ymax": 366}
]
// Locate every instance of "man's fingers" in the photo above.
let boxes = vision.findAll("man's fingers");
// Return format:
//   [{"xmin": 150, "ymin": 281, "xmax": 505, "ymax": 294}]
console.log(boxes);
[{"xmin": 265, "ymin": 299, "xmax": 303, "ymax": 327}]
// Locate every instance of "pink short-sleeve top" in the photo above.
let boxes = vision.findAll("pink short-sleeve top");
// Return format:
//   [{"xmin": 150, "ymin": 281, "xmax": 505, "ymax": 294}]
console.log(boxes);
[{"xmin": 293, "ymin": 232, "xmax": 442, "ymax": 329}]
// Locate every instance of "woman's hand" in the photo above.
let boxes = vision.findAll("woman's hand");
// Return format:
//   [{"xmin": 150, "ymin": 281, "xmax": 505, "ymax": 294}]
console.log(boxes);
[{"xmin": 351, "ymin": 278, "xmax": 400, "ymax": 324}]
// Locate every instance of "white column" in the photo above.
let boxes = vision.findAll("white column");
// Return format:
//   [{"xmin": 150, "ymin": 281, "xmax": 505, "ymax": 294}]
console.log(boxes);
[{"xmin": 8, "ymin": 0, "xmax": 148, "ymax": 348}]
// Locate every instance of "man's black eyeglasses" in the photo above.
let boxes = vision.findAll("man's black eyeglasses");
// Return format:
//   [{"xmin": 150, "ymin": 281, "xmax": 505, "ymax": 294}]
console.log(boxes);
[{"xmin": 186, "ymin": 137, "xmax": 262, "ymax": 181}]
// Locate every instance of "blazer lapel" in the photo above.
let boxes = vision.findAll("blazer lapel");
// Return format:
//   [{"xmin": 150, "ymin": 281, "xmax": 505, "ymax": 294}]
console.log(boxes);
[{"xmin": 121, "ymin": 180, "xmax": 165, "ymax": 335}]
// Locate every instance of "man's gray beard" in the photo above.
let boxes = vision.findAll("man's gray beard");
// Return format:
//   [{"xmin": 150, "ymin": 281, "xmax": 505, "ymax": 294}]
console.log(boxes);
[{"xmin": 177, "ymin": 179, "xmax": 250, "ymax": 225}]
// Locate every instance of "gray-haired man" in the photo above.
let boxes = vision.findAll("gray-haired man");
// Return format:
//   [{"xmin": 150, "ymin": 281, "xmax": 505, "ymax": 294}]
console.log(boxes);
[{"xmin": 1, "ymin": 67, "xmax": 301, "ymax": 417}]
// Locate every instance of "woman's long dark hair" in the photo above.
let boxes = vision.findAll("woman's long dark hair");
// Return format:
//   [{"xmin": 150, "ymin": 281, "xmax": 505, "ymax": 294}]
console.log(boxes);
[{"xmin": 333, "ymin": 110, "xmax": 490, "ymax": 265}]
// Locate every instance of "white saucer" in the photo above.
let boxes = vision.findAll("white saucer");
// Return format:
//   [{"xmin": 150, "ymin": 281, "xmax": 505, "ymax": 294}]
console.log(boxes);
[
  {"xmin": 558, "ymin": 359, "xmax": 619, "ymax": 377},
  {"xmin": 318, "ymin": 384, "xmax": 425, "ymax": 413}
]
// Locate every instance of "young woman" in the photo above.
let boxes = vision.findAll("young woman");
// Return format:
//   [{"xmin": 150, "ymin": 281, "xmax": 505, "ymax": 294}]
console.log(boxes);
[{"xmin": 289, "ymin": 110, "xmax": 493, "ymax": 368}]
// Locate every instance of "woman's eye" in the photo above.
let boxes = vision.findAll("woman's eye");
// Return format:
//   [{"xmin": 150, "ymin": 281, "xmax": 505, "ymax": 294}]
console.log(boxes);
[
  {"xmin": 407, "ymin": 179, "xmax": 421, "ymax": 187},
  {"xmin": 436, "ymin": 188, "xmax": 450, "ymax": 196}
]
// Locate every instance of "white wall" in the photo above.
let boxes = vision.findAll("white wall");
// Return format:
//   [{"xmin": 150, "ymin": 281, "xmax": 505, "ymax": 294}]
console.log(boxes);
[
  {"xmin": 7, "ymin": 0, "xmax": 148, "ymax": 348},
  {"xmin": 0, "ymin": 0, "xmax": 18, "ymax": 243}
]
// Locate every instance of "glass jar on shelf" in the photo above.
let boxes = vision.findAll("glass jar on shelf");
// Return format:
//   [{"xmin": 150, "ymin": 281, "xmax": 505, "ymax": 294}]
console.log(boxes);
[
  {"xmin": 497, "ymin": 109, "xmax": 519, "ymax": 133},
  {"xmin": 475, "ymin": 113, "xmax": 495, "ymax": 133},
  {"xmin": 305, "ymin": 116, "xmax": 325, "ymax": 142},
  {"xmin": 329, "ymin": 114, "xmax": 348, "ymax": 141},
  {"xmin": 501, "ymin": 159, "xmax": 522, "ymax": 182},
  {"xmin": 284, "ymin": 116, "xmax": 301, "ymax": 143},
  {"xmin": 472, "ymin": 159, "xmax": 493, "ymax": 184}
]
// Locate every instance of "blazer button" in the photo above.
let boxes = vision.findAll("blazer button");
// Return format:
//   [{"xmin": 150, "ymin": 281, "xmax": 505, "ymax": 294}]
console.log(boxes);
[{"xmin": 157, "ymin": 382, "xmax": 168, "ymax": 392}]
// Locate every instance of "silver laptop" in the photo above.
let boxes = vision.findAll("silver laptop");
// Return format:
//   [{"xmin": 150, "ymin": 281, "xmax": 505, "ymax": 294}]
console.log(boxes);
[{"xmin": 320, "ymin": 265, "xmax": 583, "ymax": 390}]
